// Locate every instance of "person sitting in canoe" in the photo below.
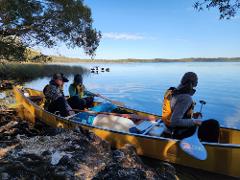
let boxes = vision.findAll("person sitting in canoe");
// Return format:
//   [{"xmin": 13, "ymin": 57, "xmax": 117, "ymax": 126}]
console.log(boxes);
[
  {"xmin": 162, "ymin": 72, "xmax": 219, "ymax": 142},
  {"xmin": 43, "ymin": 73, "xmax": 74, "ymax": 117},
  {"xmin": 68, "ymin": 74, "xmax": 95, "ymax": 110}
]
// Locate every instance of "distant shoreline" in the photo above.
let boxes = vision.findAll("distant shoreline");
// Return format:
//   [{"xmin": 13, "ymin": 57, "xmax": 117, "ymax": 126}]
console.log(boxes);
[{"xmin": 51, "ymin": 56, "xmax": 240, "ymax": 63}]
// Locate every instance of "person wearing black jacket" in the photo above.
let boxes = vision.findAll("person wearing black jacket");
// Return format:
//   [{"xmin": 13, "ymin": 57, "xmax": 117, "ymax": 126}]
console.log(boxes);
[{"xmin": 43, "ymin": 73, "xmax": 74, "ymax": 117}]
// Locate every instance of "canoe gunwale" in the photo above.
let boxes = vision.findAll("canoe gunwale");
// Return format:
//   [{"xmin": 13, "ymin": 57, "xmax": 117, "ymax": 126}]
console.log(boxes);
[
  {"xmin": 15, "ymin": 86, "xmax": 240, "ymax": 149},
  {"xmin": 69, "ymin": 118, "xmax": 240, "ymax": 148}
]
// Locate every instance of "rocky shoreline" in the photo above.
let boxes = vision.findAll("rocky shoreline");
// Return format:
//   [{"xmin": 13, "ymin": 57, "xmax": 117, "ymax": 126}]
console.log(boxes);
[{"xmin": 0, "ymin": 107, "xmax": 177, "ymax": 180}]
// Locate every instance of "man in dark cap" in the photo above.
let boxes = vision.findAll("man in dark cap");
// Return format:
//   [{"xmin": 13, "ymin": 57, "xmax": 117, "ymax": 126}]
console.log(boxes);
[
  {"xmin": 162, "ymin": 72, "xmax": 219, "ymax": 141},
  {"xmin": 43, "ymin": 73, "xmax": 74, "ymax": 117}
]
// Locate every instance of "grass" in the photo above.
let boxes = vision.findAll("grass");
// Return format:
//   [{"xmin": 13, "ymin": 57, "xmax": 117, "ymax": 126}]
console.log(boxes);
[{"xmin": 0, "ymin": 63, "xmax": 89, "ymax": 83}]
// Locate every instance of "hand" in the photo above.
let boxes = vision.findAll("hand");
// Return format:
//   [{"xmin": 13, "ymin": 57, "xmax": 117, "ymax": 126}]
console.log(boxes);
[
  {"xmin": 193, "ymin": 112, "xmax": 202, "ymax": 119},
  {"xmin": 194, "ymin": 120, "xmax": 202, "ymax": 126},
  {"xmin": 69, "ymin": 110, "xmax": 75, "ymax": 116}
]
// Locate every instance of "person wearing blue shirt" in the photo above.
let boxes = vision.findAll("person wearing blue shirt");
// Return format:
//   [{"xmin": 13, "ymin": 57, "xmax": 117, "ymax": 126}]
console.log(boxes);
[{"xmin": 43, "ymin": 73, "xmax": 74, "ymax": 117}]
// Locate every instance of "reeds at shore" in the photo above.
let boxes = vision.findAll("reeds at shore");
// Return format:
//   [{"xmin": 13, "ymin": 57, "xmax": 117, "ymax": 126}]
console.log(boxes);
[{"xmin": 0, "ymin": 63, "xmax": 89, "ymax": 83}]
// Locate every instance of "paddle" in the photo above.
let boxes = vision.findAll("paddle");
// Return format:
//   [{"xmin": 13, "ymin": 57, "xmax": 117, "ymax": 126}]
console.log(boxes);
[
  {"xmin": 179, "ymin": 100, "xmax": 207, "ymax": 160},
  {"xmin": 199, "ymin": 100, "xmax": 206, "ymax": 112},
  {"xmin": 86, "ymin": 91, "xmax": 125, "ymax": 107}
]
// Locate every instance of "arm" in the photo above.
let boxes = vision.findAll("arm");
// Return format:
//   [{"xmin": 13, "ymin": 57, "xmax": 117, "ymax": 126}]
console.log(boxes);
[
  {"xmin": 44, "ymin": 85, "xmax": 63, "ymax": 101},
  {"xmin": 170, "ymin": 95, "xmax": 195, "ymax": 127}
]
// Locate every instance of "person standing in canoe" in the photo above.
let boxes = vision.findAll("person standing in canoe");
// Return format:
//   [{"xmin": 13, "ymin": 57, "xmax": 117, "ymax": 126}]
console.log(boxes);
[
  {"xmin": 162, "ymin": 72, "xmax": 219, "ymax": 142},
  {"xmin": 43, "ymin": 73, "xmax": 74, "ymax": 117},
  {"xmin": 68, "ymin": 74, "xmax": 94, "ymax": 110}
]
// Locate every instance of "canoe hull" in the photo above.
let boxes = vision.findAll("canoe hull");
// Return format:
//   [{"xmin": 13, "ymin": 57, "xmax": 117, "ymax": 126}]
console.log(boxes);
[{"xmin": 14, "ymin": 87, "xmax": 240, "ymax": 178}]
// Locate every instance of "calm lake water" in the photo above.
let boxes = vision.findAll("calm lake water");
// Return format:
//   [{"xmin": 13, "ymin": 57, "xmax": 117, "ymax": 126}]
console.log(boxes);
[{"xmin": 25, "ymin": 62, "xmax": 240, "ymax": 129}]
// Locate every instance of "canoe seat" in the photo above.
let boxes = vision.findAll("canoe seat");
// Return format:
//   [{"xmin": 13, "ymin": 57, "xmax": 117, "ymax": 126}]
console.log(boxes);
[
  {"xmin": 92, "ymin": 114, "xmax": 135, "ymax": 132},
  {"xmin": 29, "ymin": 96, "xmax": 45, "ymax": 107}
]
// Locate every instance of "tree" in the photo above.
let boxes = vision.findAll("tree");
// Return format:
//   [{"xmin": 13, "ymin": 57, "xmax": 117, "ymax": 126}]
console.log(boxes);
[
  {"xmin": 194, "ymin": 0, "xmax": 240, "ymax": 19},
  {"xmin": 0, "ymin": 0, "xmax": 101, "ymax": 61}
]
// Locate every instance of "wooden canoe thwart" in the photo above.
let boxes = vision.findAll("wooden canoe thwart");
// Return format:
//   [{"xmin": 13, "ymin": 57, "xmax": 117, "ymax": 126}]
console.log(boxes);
[{"xmin": 13, "ymin": 86, "xmax": 240, "ymax": 178}]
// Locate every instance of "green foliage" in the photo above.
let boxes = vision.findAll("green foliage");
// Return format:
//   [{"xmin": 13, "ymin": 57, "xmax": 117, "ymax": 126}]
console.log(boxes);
[
  {"xmin": 0, "ymin": 63, "xmax": 89, "ymax": 82},
  {"xmin": 194, "ymin": 0, "xmax": 240, "ymax": 19},
  {"xmin": 0, "ymin": 36, "xmax": 27, "ymax": 61},
  {"xmin": 0, "ymin": 0, "xmax": 101, "ymax": 61}
]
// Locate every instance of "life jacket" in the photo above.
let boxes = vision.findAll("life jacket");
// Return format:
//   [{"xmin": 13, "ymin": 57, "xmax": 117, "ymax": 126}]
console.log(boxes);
[
  {"xmin": 162, "ymin": 87, "xmax": 176, "ymax": 126},
  {"xmin": 73, "ymin": 84, "xmax": 84, "ymax": 98},
  {"xmin": 162, "ymin": 87, "xmax": 194, "ymax": 126}
]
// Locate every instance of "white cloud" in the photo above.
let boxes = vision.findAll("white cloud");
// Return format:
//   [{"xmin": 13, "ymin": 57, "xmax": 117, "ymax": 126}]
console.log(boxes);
[
  {"xmin": 103, "ymin": 32, "xmax": 145, "ymax": 40},
  {"xmin": 175, "ymin": 38, "xmax": 189, "ymax": 43}
]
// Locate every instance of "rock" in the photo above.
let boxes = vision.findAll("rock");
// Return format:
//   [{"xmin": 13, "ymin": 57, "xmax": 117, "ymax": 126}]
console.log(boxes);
[
  {"xmin": 51, "ymin": 151, "xmax": 70, "ymax": 165},
  {"xmin": 0, "ymin": 109, "xmax": 177, "ymax": 179},
  {"xmin": 94, "ymin": 144, "xmax": 161, "ymax": 180}
]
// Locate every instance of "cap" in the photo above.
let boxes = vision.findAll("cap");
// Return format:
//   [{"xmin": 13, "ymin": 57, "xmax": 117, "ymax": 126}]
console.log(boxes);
[
  {"xmin": 74, "ymin": 74, "xmax": 83, "ymax": 84},
  {"xmin": 52, "ymin": 73, "xmax": 69, "ymax": 82},
  {"xmin": 61, "ymin": 73, "xmax": 69, "ymax": 82},
  {"xmin": 181, "ymin": 72, "xmax": 198, "ymax": 87}
]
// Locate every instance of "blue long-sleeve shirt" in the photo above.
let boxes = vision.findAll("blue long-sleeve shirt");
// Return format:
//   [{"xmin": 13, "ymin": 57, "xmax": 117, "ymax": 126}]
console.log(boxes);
[{"xmin": 170, "ymin": 94, "xmax": 195, "ymax": 127}]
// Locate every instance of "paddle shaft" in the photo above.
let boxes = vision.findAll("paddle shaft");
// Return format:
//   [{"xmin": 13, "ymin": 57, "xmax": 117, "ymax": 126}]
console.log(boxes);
[
  {"xmin": 200, "ymin": 104, "xmax": 203, "ymax": 113},
  {"xmin": 193, "ymin": 100, "xmax": 206, "ymax": 135},
  {"xmin": 199, "ymin": 100, "xmax": 206, "ymax": 114},
  {"xmin": 86, "ymin": 91, "xmax": 125, "ymax": 107}
]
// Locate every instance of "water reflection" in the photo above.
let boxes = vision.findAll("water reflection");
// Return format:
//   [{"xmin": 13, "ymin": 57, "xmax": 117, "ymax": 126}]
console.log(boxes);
[{"xmin": 224, "ymin": 107, "xmax": 240, "ymax": 129}]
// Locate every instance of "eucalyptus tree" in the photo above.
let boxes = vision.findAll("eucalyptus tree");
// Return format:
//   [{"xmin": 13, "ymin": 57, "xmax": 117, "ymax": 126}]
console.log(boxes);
[
  {"xmin": 194, "ymin": 0, "xmax": 240, "ymax": 19},
  {"xmin": 0, "ymin": 0, "xmax": 101, "ymax": 61}
]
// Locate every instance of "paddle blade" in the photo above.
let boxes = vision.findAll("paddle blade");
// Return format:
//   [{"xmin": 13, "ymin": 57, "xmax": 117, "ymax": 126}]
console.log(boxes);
[{"xmin": 180, "ymin": 137, "xmax": 207, "ymax": 160}]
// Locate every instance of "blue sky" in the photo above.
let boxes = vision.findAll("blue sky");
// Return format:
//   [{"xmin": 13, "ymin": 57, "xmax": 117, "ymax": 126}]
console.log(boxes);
[{"xmin": 37, "ymin": 0, "xmax": 240, "ymax": 59}]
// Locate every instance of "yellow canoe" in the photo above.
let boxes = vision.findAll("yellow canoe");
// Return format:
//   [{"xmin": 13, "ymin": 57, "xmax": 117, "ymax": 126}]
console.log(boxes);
[{"xmin": 13, "ymin": 86, "xmax": 240, "ymax": 178}]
